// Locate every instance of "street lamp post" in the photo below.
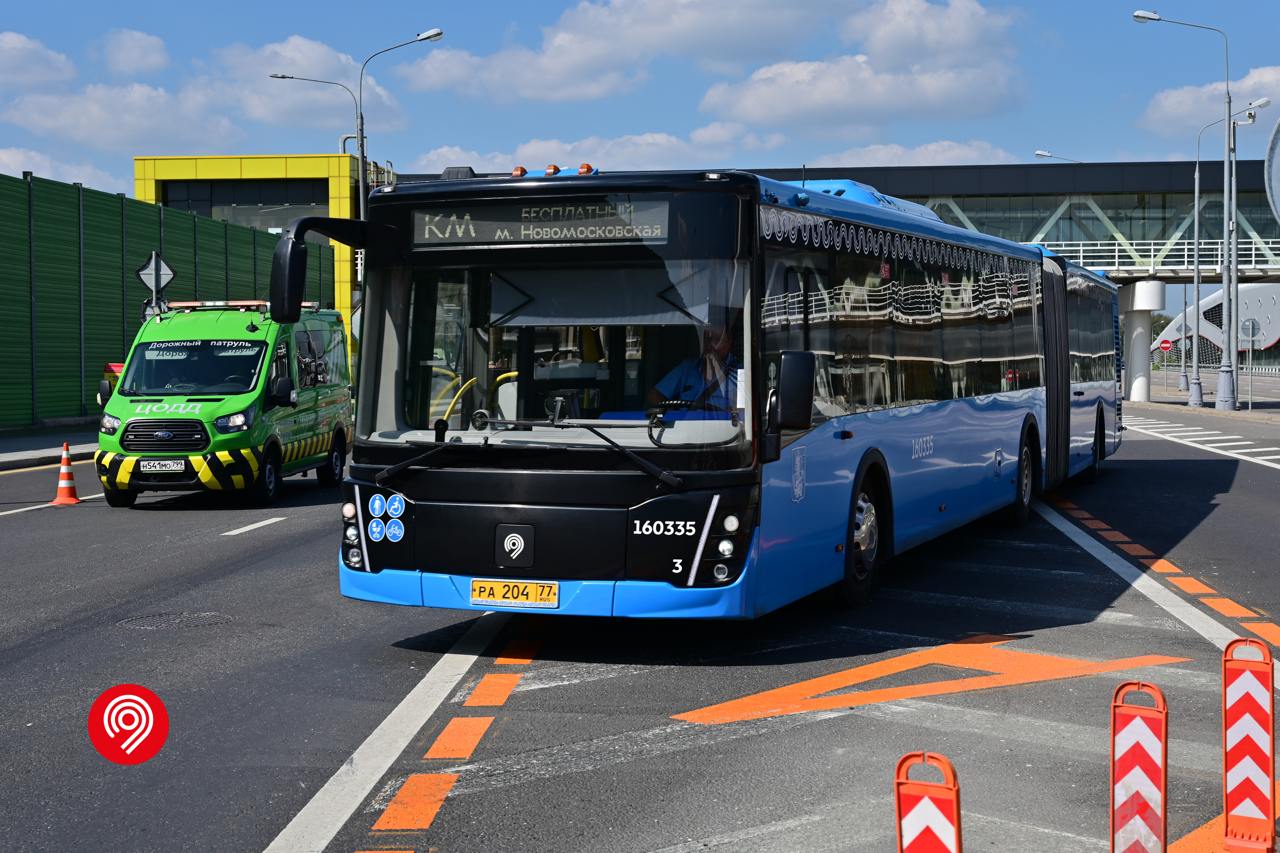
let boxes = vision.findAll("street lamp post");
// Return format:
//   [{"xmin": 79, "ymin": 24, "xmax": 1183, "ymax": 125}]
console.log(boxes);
[
  {"xmin": 268, "ymin": 74, "xmax": 358, "ymax": 156},
  {"xmin": 1133, "ymin": 9, "xmax": 1235, "ymax": 409},
  {"xmin": 356, "ymin": 29, "xmax": 444, "ymax": 222},
  {"xmin": 1033, "ymin": 150, "xmax": 1083, "ymax": 163}
]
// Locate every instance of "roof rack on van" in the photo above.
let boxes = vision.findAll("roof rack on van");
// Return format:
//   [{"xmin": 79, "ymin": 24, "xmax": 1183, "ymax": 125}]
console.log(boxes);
[{"xmin": 165, "ymin": 300, "xmax": 319, "ymax": 312}]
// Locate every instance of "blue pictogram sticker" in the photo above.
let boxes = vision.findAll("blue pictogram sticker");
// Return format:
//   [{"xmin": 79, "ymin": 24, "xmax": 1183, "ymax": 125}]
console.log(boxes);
[
  {"xmin": 368, "ymin": 493, "xmax": 386, "ymax": 518},
  {"xmin": 367, "ymin": 518, "xmax": 385, "ymax": 542},
  {"xmin": 385, "ymin": 518, "xmax": 404, "ymax": 543},
  {"xmin": 386, "ymin": 494, "xmax": 405, "ymax": 518}
]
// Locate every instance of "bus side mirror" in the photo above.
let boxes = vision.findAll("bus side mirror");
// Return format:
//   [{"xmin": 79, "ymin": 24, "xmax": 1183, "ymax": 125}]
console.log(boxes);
[
  {"xmin": 271, "ymin": 236, "xmax": 307, "ymax": 324},
  {"xmin": 271, "ymin": 375, "xmax": 297, "ymax": 407},
  {"xmin": 97, "ymin": 379, "xmax": 112, "ymax": 407},
  {"xmin": 761, "ymin": 351, "xmax": 816, "ymax": 463}
]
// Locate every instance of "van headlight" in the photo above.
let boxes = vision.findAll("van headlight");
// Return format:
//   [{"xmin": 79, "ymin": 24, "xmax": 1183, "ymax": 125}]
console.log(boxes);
[
  {"xmin": 214, "ymin": 408, "xmax": 255, "ymax": 433},
  {"xmin": 100, "ymin": 414, "xmax": 121, "ymax": 435}
]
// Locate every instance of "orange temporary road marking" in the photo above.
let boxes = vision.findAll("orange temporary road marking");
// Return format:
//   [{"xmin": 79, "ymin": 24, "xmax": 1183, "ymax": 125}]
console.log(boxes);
[
  {"xmin": 371, "ymin": 773, "xmax": 458, "ymax": 831},
  {"xmin": 1068, "ymin": 509, "xmax": 1093, "ymax": 519},
  {"xmin": 1099, "ymin": 530, "xmax": 1131, "ymax": 543},
  {"xmin": 495, "ymin": 637, "xmax": 541, "ymax": 665},
  {"xmin": 424, "ymin": 717, "xmax": 493, "ymax": 760},
  {"xmin": 464, "ymin": 673, "xmax": 522, "ymax": 707},
  {"xmin": 1053, "ymin": 498, "xmax": 1078, "ymax": 509},
  {"xmin": 1118, "ymin": 543, "xmax": 1156, "ymax": 557},
  {"xmin": 1142, "ymin": 558, "xmax": 1183, "ymax": 574},
  {"xmin": 1168, "ymin": 576, "xmax": 1216, "ymax": 595},
  {"xmin": 1202, "ymin": 597, "xmax": 1258, "ymax": 619},
  {"xmin": 1083, "ymin": 518, "xmax": 1109, "ymax": 530},
  {"xmin": 1243, "ymin": 622, "xmax": 1280, "ymax": 648},
  {"xmin": 1169, "ymin": 783, "xmax": 1280, "ymax": 850},
  {"xmin": 675, "ymin": 635, "xmax": 1187, "ymax": 725}
]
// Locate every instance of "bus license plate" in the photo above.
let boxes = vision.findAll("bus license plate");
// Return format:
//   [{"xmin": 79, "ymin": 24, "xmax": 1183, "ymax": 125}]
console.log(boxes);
[
  {"xmin": 139, "ymin": 459, "xmax": 185, "ymax": 473},
  {"xmin": 470, "ymin": 579, "xmax": 559, "ymax": 609}
]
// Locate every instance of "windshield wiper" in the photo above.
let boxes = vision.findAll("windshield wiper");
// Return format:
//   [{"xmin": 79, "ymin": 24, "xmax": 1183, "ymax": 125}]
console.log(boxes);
[
  {"xmin": 484, "ymin": 415, "xmax": 683, "ymax": 490},
  {"xmin": 374, "ymin": 442, "xmax": 455, "ymax": 486}
]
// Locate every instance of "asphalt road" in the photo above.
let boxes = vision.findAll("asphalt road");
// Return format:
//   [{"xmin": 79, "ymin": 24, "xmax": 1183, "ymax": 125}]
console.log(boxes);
[{"xmin": 1, "ymin": 418, "xmax": 1277, "ymax": 852}]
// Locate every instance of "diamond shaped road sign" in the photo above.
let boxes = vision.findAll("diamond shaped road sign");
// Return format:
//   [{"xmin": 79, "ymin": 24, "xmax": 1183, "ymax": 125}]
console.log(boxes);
[{"xmin": 136, "ymin": 251, "xmax": 174, "ymax": 298}]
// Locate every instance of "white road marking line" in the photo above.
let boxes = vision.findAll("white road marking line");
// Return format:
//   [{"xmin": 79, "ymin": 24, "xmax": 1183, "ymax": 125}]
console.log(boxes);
[
  {"xmin": 221, "ymin": 517, "xmax": 286, "ymax": 536},
  {"xmin": 876, "ymin": 587, "xmax": 1182, "ymax": 632},
  {"xmin": 1186, "ymin": 435, "xmax": 1242, "ymax": 441},
  {"xmin": 644, "ymin": 814, "xmax": 826, "ymax": 852},
  {"xmin": 1126, "ymin": 425, "xmax": 1280, "ymax": 471},
  {"xmin": 1198, "ymin": 441, "xmax": 1253, "ymax": 448},
  {"xmin": 1145, "ymin": 427, "xmax": 1220, "ymax": 434},
  {"xmin": 0, "ymin": 493, "xmax": 104, "ymax": 516},
  {"xmin": 263, "ymin": 613, "xmax": 507, "ymax": 853},
  {"xmin": 1234, "ymin": 447, "xmax": 1280, "ymax": 454}
]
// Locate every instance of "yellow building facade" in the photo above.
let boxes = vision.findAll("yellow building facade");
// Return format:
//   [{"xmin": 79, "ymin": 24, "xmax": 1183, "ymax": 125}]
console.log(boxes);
[{"xmin": 132, "ymin": 153, "xmax": 372, "ymax": 325}]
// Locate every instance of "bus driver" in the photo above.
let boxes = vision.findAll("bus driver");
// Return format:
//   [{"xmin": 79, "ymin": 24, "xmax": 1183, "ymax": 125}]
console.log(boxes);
[{"xmin": 647, "ymin": 324, "xmax": 740, "ymax": 412}]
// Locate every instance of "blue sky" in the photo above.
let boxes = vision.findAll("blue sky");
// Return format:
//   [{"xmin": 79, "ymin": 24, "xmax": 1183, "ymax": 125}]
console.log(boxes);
[{"xmin": 2, "ymin": 0, "xmax": 1278, "ymax": 194}]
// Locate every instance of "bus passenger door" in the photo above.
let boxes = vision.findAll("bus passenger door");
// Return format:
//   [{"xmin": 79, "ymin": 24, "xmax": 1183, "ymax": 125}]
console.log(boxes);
[{"xmin": 1040, "ymin": 257, "xmax": 1069, "ymax": 488}]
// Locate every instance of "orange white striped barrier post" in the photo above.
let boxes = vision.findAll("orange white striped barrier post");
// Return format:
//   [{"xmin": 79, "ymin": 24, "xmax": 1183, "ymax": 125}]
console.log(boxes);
[
  {"xmin": 50, "ymin": 442, "xmax": 81, "ymax": 506},
  {"xmin": 894, "ymin": 751, "xmax": 962, "ymax": 853},
  {"xmin": 1110, "ymin": 682, "xmax": 1167, "ymax": 853},
  {"xmin": 1223, "ymin": 639, "xmax": 1275, "ymax": 852}
]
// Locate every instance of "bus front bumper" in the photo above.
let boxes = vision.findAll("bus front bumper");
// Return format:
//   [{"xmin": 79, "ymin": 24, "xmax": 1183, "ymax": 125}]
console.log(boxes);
[{"xmin": 338, "ymin": 558, "xmax": 755, "ymax": 619}]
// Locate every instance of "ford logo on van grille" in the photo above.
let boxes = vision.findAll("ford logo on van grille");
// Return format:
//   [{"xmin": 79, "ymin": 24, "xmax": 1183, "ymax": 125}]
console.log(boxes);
[{"xmin": 153, "ymin": 430, "xmax": 174, "ymax": 440}]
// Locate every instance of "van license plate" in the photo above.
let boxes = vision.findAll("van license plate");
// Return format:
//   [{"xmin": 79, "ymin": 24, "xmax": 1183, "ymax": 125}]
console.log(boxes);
[
  {"xmin": 470, "ymin": 579, "xmax": 559, "ymax": 609},
  {"xmin": 139, "ymin": 459, "xmax": 185, "ymax": 473}
]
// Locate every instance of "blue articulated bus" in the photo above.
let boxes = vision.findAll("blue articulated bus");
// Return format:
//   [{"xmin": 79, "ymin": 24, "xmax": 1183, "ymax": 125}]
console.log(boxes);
[{"xmin": 269, "ymin": 168, "xmax": 1119, "ymax": 619}]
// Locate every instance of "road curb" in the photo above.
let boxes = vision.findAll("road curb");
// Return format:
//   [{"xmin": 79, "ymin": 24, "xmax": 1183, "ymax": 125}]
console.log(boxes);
[
  {"xmin": 0, "ymin": 448, "xmax": 96, "ymax": 472},
  {"xmin": 1124, "ymin": 400, "xmax": 1280, "ymax": 426}
]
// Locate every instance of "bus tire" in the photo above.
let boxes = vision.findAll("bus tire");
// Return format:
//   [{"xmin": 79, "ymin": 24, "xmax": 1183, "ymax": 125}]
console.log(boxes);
[
  {"xmin": 253, "ymin": 446, "xmax": 282, "ymax": 505},
  {"xmin": 1085, "ymin": 408, "xmax": 1105, "ymax": 483},
  {"xmin": 836, "ymin": 468, "xmax": 888, "ymax": 606},
  {"xmin": 316, "ymin": 432, "xmax": 345, "ymax": 487},
  {"xmin": 1006, "ymin": 429, "xmax": 1037, "ymax": 526},
  {"xmin": 103, "ymin": 487, "xmax": 137, "ymax": 508}
]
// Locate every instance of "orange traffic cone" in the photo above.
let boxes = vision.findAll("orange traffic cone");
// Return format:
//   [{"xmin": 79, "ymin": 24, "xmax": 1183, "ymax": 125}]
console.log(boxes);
[{"xmin": 50, "ymin": 442, "xmax": 81, "ymax": 506}]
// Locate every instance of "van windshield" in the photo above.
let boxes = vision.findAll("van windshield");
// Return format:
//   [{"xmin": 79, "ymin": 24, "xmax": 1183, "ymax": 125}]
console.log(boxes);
[{"xmin": 120, "ymin": 340, "xmax": 268, "ymax": 396}]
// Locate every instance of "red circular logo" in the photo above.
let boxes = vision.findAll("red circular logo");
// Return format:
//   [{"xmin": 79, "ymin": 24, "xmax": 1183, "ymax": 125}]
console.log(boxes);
[{"xmin": 87, "ymin": 684, "xmax": 169, "ymax": 765}]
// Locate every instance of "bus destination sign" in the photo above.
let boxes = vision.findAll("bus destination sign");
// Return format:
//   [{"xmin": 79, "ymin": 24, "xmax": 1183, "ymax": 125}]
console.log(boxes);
[{"xmin": 414, "ymin": 199, "xmax": 669, "ymax": 247}]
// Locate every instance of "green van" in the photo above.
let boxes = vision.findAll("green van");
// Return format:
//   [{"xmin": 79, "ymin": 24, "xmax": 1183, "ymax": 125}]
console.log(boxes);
[{"xmin": 96, "ymin": 301, "xmax": 354, "ymax": 507}]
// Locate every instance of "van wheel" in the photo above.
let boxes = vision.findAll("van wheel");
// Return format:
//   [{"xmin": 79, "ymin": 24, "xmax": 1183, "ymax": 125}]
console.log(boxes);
[
  {"xmin": 835, "ymin": 473, "xmax": 887, "ymax": 606},
  {"xmin": 103, "ymin": 488, "xmax": 137, "ymax": 508},
  {"xmin": 1006, "ymin": 435, "xmax": 1035, "ymax": 526},
  {"xmin": 1085, "ymin": 411, "xmax": 1105, "ymax": 483},
  {"xmin": 317, "ymin": 434, "xmax": 345, "ymax": 487},
  {"xmin": 253, "ymin": 448, "xmax": 281, "ymax": 505}
]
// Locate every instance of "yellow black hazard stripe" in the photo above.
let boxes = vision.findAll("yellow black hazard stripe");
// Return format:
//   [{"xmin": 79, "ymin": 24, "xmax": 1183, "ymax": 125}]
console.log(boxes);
[
  {"xmin": 96, "ymin": 447, "xmax": 263, "ymax": 491},
  {"xmin": 282, "ymin": 434, "xmax": 331, "ymax": 464},
  {"xmin": 189, "ymin": 447, "xmax": 262, "ymax": 491}
]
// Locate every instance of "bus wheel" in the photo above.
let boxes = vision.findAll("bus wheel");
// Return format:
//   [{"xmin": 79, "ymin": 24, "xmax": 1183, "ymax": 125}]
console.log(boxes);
[
  {"xmin": 316, "ymin": 434, "xmax": 345, "ymax": 487},
  {"xmin": 1006, "ymin": 437, "xmax": 1035, "ymax": 526},
  {"xmin": 103, "ymin": 487, "xmax": 137, "ymax": 508},
  {"xmin": 1085, "ymin": 411, "xmax": 1105, "ymax": 483},
  {"xmin": 253, "ymin": 448, "xmax": 281, "ymax": 505},
  {"xmin": 837, "ymin": 478, "xmax": 885, "ymax": 605}
]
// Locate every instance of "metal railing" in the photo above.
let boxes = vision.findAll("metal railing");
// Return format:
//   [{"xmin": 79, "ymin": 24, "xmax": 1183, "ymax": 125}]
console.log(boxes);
[{"xmin": 1041, "ymin": 239, "xmax": 1280, "ymax": 272}]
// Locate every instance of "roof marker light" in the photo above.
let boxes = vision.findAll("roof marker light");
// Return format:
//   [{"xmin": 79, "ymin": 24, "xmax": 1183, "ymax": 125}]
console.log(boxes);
[
  {"xmin": 512, "ymin": 165, "xmax": 528, "ymax": 177},
  {"xmin": 545, "ymin": 164, "xmax": 561, "ymax": 176},
  {"xmin": 577, "ymin": 162, "xmax": 593, "ymax": 175}
]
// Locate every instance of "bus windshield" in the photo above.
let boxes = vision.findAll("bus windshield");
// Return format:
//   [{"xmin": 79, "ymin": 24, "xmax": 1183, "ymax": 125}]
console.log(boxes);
[
  {"xmin": 369, "ymin": 259, "xmax": 751, "ymax": 458},
  {"xmin": 120, "ymin": 340, "xmax": 267, "ymax": 396}
]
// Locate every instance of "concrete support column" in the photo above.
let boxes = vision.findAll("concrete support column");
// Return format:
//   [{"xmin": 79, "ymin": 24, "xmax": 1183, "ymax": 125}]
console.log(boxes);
[{"xmin": 1119, "ymin": 280, "xmax": 1166, "ymax": 403}]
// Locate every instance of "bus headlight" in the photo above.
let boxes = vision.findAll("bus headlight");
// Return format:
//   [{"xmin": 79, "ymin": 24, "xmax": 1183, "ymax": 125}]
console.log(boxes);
[
  {"xmin": 100, "ymin": 413, "xmax": 121, "ymax": 435},
  {"xmin": 344, "ymin": 525, "xmax": 359, "ymax": 544},
  {"xmin": 341, "ymin": 502, "xmax": 356, "ymax": 519},
  {"xmin": 712, "ymin": 563, "xmax": 731, "ymax": 581},
  {"xmin": 214, "ymin": 408, "xmax": 255, "ymax": 433},
  {"xmin": 722, "ymin": 514, "xmax": 740, "ymax": 533},
  {"xmin": 717, "ymin": 539, "xmax": 734, "ymax": 557},
  {"xmin": 345, "ymin": 546, "xmax": 364, "ymax": 568}
]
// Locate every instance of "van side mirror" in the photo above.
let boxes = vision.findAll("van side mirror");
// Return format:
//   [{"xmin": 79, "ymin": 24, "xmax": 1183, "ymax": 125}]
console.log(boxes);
[
  {"xmin": 271, "ymin": 375, "xmax": 297, "ymax": 407},
  {"xmin": 271, "ymin": 237, "xmax": 308, "ymax": 324},
  {"xmin": 761, "ymin": 351, "xmax": 816, "ymax": 463},
  {"xmin": 97, "ymin": 379, "xmax": 113, "ymax": 407}
]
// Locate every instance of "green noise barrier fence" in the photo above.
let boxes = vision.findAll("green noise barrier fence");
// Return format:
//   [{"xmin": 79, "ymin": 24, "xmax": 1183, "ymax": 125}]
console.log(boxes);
[{"xmin": 0, "ymin": 171, "xmax": 335, "ymax": 429}]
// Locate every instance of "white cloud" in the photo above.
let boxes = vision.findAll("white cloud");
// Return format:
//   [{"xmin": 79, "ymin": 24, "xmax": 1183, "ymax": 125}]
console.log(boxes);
[
  {"xmin": 811, "ymin": 139, "xmax": 1016, "ymax": 167},
  {"xmin": 702, "ymin": 0, "xmax": 1017, "ymax": 129},
  {"xmin": 411, "ymin": 125, "xmax": 765, "ymax": 174},
  {"xmin": 0, "ymin": 147, "xmax": 128, "ymax": 193},
  {"xmin": 101, "ymin": 29, "xmax": 169, "ymax": 76},
  {"xmin": 213, "ymin": 35, "xmax": 400, "ymax": 131},
  {"xmin": 396, "ymin": 0, "xmax": 846, "ymax": 101},
  {"xmin": 1141, "ymin": 66, "xmax": 1280, "ymax": 135},
  {"xmin": 0, "ymin": 32, "xmax": 75, "ymax": 92},
  {"xmin": 2, "ymin": 83, "xmax": 241, "ymax": 153}
]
